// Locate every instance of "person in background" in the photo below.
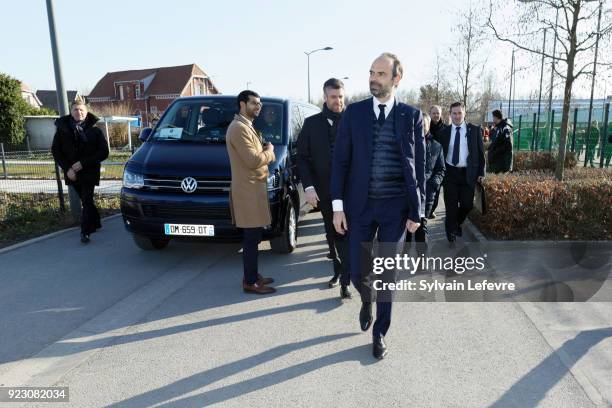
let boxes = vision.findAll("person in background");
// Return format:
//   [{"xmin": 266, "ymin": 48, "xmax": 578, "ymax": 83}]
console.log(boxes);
[
  {"xmin": 52, "ymin": 98, "xmax": 110, "ymax": 244},
  {"xmin": 297, "ymin": 78, "xmax": 352, "ymax": 299},
  {"xmin": 488, "ymin": 109, "xmax": 513, "ymax": 173},
  {"xmin": 226, "ymin": 90, "xmax": 276, "ymax": 295},
  {"xmin": 407, "ymin": 112, "xmax": 445, "ymax": 249},
  {"xmin": 427, "ymin": 105, "xmax": 447, "ymax": 219},
  {"xmin": 585, "ymin": 121, "xmax": 600, "ymax": 167},
  {"xmin": 435, "ymin": 102, "xmax": 485, "ymax": 246}
]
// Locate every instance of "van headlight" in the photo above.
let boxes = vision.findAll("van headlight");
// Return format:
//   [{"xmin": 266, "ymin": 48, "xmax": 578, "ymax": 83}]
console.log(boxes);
[
  {"xmin": 267, "ymin": 173, "xmax": 280, "ymax": 190},
  {"xmin": 123, "ymin": 169, "xmax": 144, "ymax": 189}
]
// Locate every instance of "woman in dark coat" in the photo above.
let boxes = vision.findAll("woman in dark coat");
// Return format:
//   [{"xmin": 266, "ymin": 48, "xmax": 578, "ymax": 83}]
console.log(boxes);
[{"xmin": 52, "ymin": 100, "xmax": 109, "ymax": 243}]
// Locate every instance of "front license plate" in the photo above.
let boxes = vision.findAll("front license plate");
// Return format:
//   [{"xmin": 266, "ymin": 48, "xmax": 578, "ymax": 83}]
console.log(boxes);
[{"xmin": 164, "ymin": 224, "xmax": 215, "ymax": 236}]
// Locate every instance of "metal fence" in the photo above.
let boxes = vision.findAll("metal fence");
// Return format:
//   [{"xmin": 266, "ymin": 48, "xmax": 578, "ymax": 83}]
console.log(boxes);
[
  {"xmin": 0, "ymin": 145, "xmax": 127, "ymax": 223},
  {"xmin": 508, "ymin": 103, "xmax": 611, "ymax": 168}
]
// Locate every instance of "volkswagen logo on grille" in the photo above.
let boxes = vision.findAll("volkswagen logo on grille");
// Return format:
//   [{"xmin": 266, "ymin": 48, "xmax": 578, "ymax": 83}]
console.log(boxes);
[{"xmin": 181, "ymin": 177, "xmax": 198, "ymax": 193}]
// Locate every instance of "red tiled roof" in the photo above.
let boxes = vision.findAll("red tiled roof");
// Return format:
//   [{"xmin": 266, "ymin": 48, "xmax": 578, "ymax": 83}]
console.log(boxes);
[{"xmin": 87, "ymin": 64, "xmax": 218, "ymax": 98}]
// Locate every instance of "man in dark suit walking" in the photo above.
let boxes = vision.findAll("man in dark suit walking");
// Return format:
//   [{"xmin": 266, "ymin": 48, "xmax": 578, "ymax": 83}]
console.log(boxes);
[
  {"xmin": 436, "ymin": 102, "xmax": 485, "ymax": 245},
  {"xmin": 297, "ymin": 78, "xmax": 352, "ymax": 299},
  {"xmin": 331, "ymin": 53, "xmax": 425, "ymax": 359}
]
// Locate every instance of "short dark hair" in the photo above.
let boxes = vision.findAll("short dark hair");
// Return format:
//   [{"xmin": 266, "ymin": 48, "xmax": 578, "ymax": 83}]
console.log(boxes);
[
  {"xmin": 449, "ymin": 101, "xmax": 465, "ymax": 112},
  {"xmin": 492, "ymin": 109, "xmax": 503, "ymax": 120},
  {"xmin": 379, "ymin": 52, "xmax": 403, "ymax": 79},
  {"xmin": 237, "ymin": 90, "xmax": 260, "ymax": 110},
  {"xmin": 323, "ymin": 78, "xmax": 344, "ymax": 94}
]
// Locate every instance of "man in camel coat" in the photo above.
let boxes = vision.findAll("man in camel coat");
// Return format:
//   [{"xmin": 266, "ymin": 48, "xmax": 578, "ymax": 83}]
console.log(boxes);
[{"xmin": 226, "ymin": 90, "xmax": 276, "ymax": 294}]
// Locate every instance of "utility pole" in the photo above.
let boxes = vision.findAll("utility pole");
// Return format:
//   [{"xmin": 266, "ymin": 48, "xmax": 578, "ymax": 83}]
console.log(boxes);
[
  {"xmin": 535, "ymin": 29, "xmax": 547, "ymax": 151},
  {"xmin": 46, "ymin": 0, "xmax": 80, "ymax": 218},
  {"xmin": 547, "ymin": 9, "xmax": 559, "ymax": 149},
  {"xmin": 584, "ymin": 0, "xmax": 603, "ymax": 167}
]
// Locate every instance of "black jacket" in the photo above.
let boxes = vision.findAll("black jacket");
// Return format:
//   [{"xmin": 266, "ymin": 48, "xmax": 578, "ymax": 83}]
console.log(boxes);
[
  {"xmin": 51, "ymin": 113, "xmax": 109, "ymax": 186},
  {"xmin": 488, "ymin": 118, "xmax": 513, "ymax": 173},
  {"xmin": 425, "ymin": 134, "xmax": 445, "ymax": 217},
  {"xmin": 435, "ymin": 122, "xmax": 486, "ymax": 187},
  {"xmin": 430, "ymin": 119, "xmax": 448, "ymax": 140},
  {"xmin": 297, "ymin": 112, "xmax": 336, "ymax": 202}
]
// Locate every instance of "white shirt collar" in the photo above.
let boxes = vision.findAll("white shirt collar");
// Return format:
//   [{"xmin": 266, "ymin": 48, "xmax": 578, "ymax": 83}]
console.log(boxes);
[
  {"xmin": 452, "ymin": 121, "xmax": 466, "ymax": 131},
  {"xmin": 373, "ymin": 95, "xmax": 395, "ymax": 119}
]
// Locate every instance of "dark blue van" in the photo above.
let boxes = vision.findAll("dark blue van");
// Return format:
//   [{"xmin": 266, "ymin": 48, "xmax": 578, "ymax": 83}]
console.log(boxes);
[{"xmin": 120, "ymin": 95, "xmax": 320, "ymax": 252}]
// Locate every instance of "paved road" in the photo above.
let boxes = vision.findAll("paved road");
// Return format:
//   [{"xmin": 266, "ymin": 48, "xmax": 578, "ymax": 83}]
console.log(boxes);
[{"xmin": 0, "ymin": 202, "xmax": 610, "ymax": 407}]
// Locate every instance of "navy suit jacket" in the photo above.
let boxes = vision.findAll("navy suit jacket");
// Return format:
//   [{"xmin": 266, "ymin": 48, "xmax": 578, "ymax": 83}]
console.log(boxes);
[
  {"xmin": 436, "ymin": 123, "xmax": 486, "ymax": 187},
  {"xmin": 330, "ymin": 97, "xmax": 425, "ymax": 223}
]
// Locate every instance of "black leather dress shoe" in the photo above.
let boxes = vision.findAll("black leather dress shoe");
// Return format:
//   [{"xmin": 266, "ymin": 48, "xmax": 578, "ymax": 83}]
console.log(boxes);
[
  {"xmin": 373, "ymin": 335, "xmax": 388, "ymax": 359},
  {"xmin": 340, "ymin": 285, "xmax": 352, "ymax": 299},
  {"xmin": 428, "ymin": 212, "xmax": 436, "ymax": 219},
  {"xmin": 328, "ymin": 274, "xmax": 340, "ymax": 288},
  {"xmin": 80, "ymin": 233, "xmax": 90, "ymax": 244},
  {"xmin": 359, "ymin": 302, "xmax": 372, "ymax": 331}
]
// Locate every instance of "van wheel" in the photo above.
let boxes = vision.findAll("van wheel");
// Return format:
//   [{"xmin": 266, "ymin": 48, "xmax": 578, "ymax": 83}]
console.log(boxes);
[
  {"xmin": 133, "ymin": 234, "xmax": 170, "ymax": 250},
  {"xmin": 270, "ymin": 199, "xmax": 297, "ymax": 254}
]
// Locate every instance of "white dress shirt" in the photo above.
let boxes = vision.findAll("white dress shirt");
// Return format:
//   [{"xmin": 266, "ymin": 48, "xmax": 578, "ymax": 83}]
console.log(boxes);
[
  {"xmin": 331, "ymin": 96, "xmax": 396, "ymax": 212},
  {"xmin": 446, "ymin": 122, "xmax": 469, "ymax": 168}
]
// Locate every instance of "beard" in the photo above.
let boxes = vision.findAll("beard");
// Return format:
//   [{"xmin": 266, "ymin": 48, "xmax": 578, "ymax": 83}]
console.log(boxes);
[
  {"xmin": 370, "ymin": 81, "xmax": 393, "ymax": 98},
  {"xmin": 247, "ymin": 108, "xmax": 260, "ymax": 119}
]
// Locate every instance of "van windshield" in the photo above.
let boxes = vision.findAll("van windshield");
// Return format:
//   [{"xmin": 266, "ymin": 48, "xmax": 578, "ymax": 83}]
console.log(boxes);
[{"xmin": 151, "ymin": 99, "xmax": 284, "ymax": 144}]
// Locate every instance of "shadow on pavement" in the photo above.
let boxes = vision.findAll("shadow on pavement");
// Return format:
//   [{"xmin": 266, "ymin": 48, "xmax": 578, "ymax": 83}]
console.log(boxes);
[
  {"xmin": 108, "ymin": 333, "xmax": 370, "ymax": 408},
  {"xmin": 491, "ymin": 326, "xmax": 612, "ymax": 407}
]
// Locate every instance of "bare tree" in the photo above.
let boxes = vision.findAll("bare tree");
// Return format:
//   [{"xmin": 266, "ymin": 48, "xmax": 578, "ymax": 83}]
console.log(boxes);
[
  {"xmin": 488, "ymin": 0, "xmax": 612, "ymax": 180},
  {"xmin": 451, "ymin": 4, "xmax": 488, "ymax": 112},
  {"xmin": 473, "ymin": 73, "xmax": 504, "ymax": 124}
]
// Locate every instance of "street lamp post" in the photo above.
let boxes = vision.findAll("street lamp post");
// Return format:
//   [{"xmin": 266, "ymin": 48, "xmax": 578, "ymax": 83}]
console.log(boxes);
[{"xmin": 305, "ymin": 47, "xmax": 333, "ymax": 103}]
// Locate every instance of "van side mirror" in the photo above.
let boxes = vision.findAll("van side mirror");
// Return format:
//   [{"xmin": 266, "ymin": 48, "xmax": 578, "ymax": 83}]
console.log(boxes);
[{"xmin": 139, "ymin": 127, "xmax": 153, "ymax": 142}]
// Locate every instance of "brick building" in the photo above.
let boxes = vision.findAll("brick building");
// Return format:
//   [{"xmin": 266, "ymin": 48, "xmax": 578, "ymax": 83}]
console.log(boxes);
[{"xmin": 87, "ymin": 63, "xmax": 220, "ymax": 125}]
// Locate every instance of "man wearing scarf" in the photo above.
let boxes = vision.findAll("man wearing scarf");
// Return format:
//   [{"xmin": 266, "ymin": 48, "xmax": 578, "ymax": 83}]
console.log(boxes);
[
  {"xmin": 298, "ymin": 78, "xmax": 352, "ymax": 299},
  {"xmin": 52, "ymin": 99, "xmax": 109, "ymax": 244}
]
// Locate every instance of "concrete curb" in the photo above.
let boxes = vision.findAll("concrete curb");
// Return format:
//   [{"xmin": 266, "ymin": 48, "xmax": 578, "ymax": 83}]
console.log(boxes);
[
  {"xmin": 463, "ymin": 217, "xmax": 488, "ymax": 242},
  {"xmin": 0, "ymin": 213, "xmax": 122, "ymax": 255},
  {"xmin": 463, "ymin": 215, "xmax": 607, "ymax": 407}
]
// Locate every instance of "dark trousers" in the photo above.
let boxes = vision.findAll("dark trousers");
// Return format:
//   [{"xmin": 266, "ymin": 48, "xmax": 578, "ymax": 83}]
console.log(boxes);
[
  {"xmin": 348, "ymin": 196, "xmax": 410, "ymax": 338},
  {"xmin": 430, "ymin": 188, "xmax": 441, "ymax": 215},
  {"xmin": 242, "ymin": 227, "xmax": 263, "ymax": 285},
  {"xmin": 72, "ymin": 183, "xmax": 101, "ymax": 235},
  {"xmin": 443, "ymin": 165, "xmax": 475, "ymax": 239},
  {"xmin": 319, "ymin": 198, "xmax": 351, "ymax": 286}
]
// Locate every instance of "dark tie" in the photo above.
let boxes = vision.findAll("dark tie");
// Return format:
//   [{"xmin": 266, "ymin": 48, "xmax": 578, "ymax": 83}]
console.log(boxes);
[
  {"xmin": 377, "ymin": 104, "xmax": 386, "ymax": 127},
  {"xmin": 452, "ymin": 126, "xmax": 461, "ymax": 166}
]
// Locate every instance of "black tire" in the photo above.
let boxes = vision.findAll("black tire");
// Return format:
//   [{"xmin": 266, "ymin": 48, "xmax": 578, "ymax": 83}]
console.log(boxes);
[
  {"xmin": 132, "ymin": 234, "xmax": 170, "ymax": 250},
  {"xmin": 270, "ymin": 199, "xmax": 298, "ymax": 254}
]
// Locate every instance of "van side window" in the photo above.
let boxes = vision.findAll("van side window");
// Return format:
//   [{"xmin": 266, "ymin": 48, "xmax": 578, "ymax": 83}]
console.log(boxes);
[
  {"xmin": 300, "ymin": 105, "xmax": 320, "ymax": 121},
  {"xmin": 290, "ymin": 104, "xmax": 304, "ymax": 144}
]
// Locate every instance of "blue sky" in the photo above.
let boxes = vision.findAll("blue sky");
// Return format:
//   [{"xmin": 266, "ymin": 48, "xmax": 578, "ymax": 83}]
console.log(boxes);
[{"xmin": 1, "ymin": 0, "xmax": 607, "ymax": 102}]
